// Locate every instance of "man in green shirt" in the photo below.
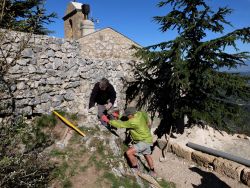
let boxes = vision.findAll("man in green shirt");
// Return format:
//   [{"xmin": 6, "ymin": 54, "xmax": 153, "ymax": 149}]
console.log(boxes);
[{"xmin": 101, "ymin": 107, "xmax": 157, "ymax": 177}]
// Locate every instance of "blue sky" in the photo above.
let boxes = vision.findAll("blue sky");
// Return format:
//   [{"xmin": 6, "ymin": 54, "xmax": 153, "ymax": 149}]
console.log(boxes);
[{"xmin": 44, "ymin": 0, "xmax": 250, "ymax": 71}]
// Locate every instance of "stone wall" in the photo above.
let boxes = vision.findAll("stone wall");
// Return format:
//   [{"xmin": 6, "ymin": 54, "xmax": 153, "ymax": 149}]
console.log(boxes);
[{"xmin": 0, "ymin": 31, "xmax": 136, "ymax": 120}]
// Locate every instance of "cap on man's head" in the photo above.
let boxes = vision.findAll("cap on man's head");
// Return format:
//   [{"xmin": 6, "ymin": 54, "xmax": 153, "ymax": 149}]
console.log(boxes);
[{"xmin": 123, "ymin": 107, "xmax": 137, "ymax": 116}]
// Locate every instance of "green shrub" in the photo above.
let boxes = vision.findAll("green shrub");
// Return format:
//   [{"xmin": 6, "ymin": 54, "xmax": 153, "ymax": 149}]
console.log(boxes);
[
  {"xmin": 36, "ymin": 114, "xmax": 57, "ymax": 128},
  {"xmin": 158, "ymin": 179, "xmax": 176, "ymax": 188},
  {"xmin": 103, "ymin": 172, "xmax": 140, "ymax": 188},
  {"xmin": 0, "ymin": 116, "xmax": 55, "ymax": 187}
]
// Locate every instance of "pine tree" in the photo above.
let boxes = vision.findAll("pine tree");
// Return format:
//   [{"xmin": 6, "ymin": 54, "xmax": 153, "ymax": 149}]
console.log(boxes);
[
  {"xmin": 0, "ymin": 0, "xmax": 56, "ymax": 35},
  {"xmin": 127, "ymin": 0, "xmax": 250, "ymax": 136}
]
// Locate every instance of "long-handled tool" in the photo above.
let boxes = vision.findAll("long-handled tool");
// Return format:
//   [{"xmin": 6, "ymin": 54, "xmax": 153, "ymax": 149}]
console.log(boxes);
[{"xmin": 53, "ymin": 111, "xmax": 86, "ymax": 137}]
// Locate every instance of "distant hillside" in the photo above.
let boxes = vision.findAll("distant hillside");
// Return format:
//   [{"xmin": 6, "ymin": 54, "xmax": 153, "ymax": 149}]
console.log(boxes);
[
  {"xmin": 221, "ymin": 61, "xmax": 250, "ymax": 73},
  {"xmin": 226, "ymin": 69, "xmax": 250, "ymax": 135},
  {"xmin": 240, "ymin": 71, "xmax": 250, "ymax": 76}
]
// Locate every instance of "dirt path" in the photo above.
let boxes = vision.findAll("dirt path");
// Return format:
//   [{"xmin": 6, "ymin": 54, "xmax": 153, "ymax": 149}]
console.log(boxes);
[{"xmin": 152, "ymin": 147, "xmax": 248, "ymax": 188}]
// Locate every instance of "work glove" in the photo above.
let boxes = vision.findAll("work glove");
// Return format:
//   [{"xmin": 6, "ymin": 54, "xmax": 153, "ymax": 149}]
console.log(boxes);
[
  {"xmin": 105, "ymin": 102, "xmax": 112, "ymax": 110},
  {"xmin": 112, "ymin": 111, "xmax": 119, "ymax": 119},
  {"xmin": 101, "ymin": 115, "xmax": 110, "ymax": 123}
]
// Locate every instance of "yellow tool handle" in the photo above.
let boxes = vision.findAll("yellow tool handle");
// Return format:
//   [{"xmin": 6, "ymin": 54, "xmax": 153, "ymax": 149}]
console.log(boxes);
[{"xmin": 53, "ymin": 111, "xmax": 86, "ymax": 137}]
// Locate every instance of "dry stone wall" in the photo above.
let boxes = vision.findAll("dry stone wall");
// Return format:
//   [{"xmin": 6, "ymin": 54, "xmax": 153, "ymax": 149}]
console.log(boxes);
[{"xmin": 0, "ymin": 31, "xmax": 136, "ymax": 120}]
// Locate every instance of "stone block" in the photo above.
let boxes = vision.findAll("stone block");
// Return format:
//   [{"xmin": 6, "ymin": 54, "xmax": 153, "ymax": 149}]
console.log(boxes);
[
  {"xmin": 241, "ymin": 167, "xmax": 250, "ymax": 186},
  {"xmin": 172, "ymin": 143, "xmax": 192, "ymax": 161},
  {"xmin": 191, "ymin": 150, "xmax": 215, "ymax": 168},
  {"xmin": 213, "ymin": 157, "xmax": 245, "ymax": 181}
]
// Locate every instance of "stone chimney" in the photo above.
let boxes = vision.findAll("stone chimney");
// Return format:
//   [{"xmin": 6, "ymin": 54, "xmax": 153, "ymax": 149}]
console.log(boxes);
[
  {"xmin": 80, "ymin": 4, "xmax": 95, "ymax": 36},
  {"xmin": 81, "ymin": 19, "xmax": 95, "ymax": 36},
  {"xmin": 63, "ymin": 1, "xmax": 95, "ymax": 40}
]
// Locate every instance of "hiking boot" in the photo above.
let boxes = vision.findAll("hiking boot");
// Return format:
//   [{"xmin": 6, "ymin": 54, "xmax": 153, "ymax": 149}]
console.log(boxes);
[
  {"xmin": 149, "ymin": 170, "xmax": 156, "ymax": 178},
  {"xmin": 131, "ymin": 167, "xmax": 139, "ymax": 176},
  {"xmin": 149, "ymin": 170, "xmax": 162, "ymax": 181}
]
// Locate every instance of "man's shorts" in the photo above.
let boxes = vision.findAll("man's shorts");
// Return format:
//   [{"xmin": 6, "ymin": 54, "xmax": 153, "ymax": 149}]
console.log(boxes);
[{"xmin": 134, "ymin": 141, "xmax": 153, "ymax": 155}]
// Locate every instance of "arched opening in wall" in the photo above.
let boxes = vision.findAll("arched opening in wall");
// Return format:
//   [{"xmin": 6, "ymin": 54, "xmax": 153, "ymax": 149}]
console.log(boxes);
[{"xmin": 69, "ymin": 19, "xmax": 73, "ymax": 39}]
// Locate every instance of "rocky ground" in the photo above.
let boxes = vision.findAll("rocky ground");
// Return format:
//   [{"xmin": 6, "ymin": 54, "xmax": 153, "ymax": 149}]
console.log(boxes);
[
  {"xmin": 151, "ymin": 125, "xmax": 250, "ymax": 188},
  {"xmin": 49, "ymin": 114, "xmax": 250, "ymax": 188},
  {"xmin": 152, "ymin": 147, "xmax": 248, "ymax": 188},
  {"xmin": 168, "ymin": 125, "xmax": 250, "ymax": 160}
]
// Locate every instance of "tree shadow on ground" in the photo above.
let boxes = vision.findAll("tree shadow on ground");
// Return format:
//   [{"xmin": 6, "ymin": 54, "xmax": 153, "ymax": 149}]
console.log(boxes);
[
  {"xmin": 154, "ymin": 115, "xmax": 186, "ymax": 139},
  {"xmin": 189, "ymin": 167, "xmax": 230, "ymax": 188}
]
